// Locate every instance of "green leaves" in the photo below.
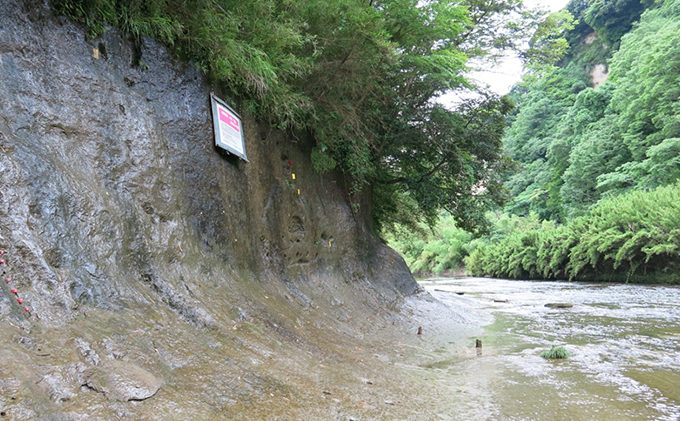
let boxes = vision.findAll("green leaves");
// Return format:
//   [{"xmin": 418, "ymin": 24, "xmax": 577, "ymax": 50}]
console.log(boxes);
[
  {"xmin": 523, "ymin": 10, "xmax": 576, "ymax": 73},
  {"xmin": 467, "ymin": 182, "xmax": 680, "ymax": 283},
  {"xmin": 373, "ymin": 95, "xmax": 514, "ymax": 233},
  {"xmin": 583, "ymin": 0, "xmax": 649, "ymax": 47},
  {"xmin": 503, "ymin": 0, "xmax": 680, "ymax": 222},
  {"xmin": 541, "ymin": 345, "xmax": 569, "ymax": 359},
  {"xmin": 53, "ymin": 0, "xmax": 544, "ymax": 234},
  {"xmin": 385, "ymin": 213, "xmax": 474, "ymax": 276}
]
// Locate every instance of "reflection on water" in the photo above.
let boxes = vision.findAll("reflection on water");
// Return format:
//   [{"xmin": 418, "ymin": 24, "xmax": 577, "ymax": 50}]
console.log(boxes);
[{"xmin": 420, "ymin": 278, "xmax": 680, "ymax": 421}]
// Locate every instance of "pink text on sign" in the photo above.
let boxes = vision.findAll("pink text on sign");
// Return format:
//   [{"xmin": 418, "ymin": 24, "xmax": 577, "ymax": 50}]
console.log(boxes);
[{"xmin": 219, "ymin": 108, "xmax": 240, "ymax": 132}]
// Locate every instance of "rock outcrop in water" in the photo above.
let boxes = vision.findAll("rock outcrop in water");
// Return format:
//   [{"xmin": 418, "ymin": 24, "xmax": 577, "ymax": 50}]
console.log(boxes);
[{"xmin": 0, "ymin": 1, "xmax": 437, "ymax": 419}]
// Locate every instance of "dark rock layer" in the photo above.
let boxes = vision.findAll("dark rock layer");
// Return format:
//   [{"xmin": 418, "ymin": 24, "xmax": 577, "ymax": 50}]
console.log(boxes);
[{"xmin": 0, "ymin": 0, "xmax": 416, "ymax": 325}]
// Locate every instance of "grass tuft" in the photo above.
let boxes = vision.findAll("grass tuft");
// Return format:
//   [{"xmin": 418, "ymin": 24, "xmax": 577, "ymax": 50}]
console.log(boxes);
[{"xmin": 541, "ymin": 345, "xmax": 569, "ymax": 359}]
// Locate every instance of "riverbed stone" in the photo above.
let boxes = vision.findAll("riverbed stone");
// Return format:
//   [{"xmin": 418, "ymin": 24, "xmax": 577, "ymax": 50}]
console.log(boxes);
[
  {"xmin": 83, "ymin": 361, "xmax": 162, "ymax": 402},
  {"xmin": 36, "ymin": 372, "xmax": 77, "ymax": 403},
  {"xmin": 545, "ymin": 302, "xmax": 574, "ymax": 308}
]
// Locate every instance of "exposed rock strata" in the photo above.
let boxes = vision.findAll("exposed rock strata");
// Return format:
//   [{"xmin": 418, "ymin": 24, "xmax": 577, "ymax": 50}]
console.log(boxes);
[{"xmin": 0, "ymin": 0, "xmax": 434, "ymax": 419}]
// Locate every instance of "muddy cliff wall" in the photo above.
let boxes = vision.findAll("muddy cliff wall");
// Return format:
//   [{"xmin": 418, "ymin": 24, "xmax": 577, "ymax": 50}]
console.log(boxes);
[
  {"xmin": 0, "ymin": 1, "xmax": 432, "ymax": 419},
  {"xmin": 0, "ymin": 0, "xmax": 417, "ymax": 325}
]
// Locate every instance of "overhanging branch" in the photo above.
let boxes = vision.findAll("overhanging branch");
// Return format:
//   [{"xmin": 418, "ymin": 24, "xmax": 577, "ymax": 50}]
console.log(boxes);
[{"xmin": 378, "ymin": 157, "xmax": 449, "ymax": 185}]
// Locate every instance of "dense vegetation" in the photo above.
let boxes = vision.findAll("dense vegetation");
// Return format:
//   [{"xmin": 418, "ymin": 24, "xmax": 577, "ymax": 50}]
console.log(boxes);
[
  {"xmin": 466, "ymin": 183, "xmax": 680, "ymax": 283},
  {"xmin": 389, "ymin": 0, "xmax": 680, "ymax": 283},
  {"xmin": 504, "ymin": 0, "xmax": 677, "ymax": 221},
  {"xmin": 383, "ymin": 214, "xmax": 474, "ymax": 276},
  {"xmin": 51, "ymin": 0, "xmax": 568, "ymax": 234}
]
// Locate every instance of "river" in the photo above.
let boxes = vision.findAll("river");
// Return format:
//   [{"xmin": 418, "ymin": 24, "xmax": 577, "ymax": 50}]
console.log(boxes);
[{"xmin": 418, "ymin": 277, "xmax": 680, "ymax": 421}]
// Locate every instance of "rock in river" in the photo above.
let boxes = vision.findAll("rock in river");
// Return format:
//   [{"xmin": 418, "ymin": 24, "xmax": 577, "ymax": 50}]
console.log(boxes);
[{"xmin": 545, "ymin": 302, "xmax": 574, "ymax": 309}]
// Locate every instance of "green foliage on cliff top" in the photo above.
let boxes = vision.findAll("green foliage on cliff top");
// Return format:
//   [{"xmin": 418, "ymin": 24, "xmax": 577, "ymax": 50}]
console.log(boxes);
[{"xmin": 51, "ymin": 0, "xmax": 569, "ymax": 234}]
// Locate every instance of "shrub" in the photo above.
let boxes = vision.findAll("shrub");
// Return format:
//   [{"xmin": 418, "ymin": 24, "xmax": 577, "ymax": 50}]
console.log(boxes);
[
  {"xmin": 467, "ymin": 182, "xmax": 680, "ymax": 283},
  {"xmin": 541, "ymin": 345, "xmax": 569, "ymax": 359}
]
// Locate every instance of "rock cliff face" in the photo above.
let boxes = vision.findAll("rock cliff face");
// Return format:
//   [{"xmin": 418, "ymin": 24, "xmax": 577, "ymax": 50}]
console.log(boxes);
[{"xmin": 0, "ymin": 1, "xmax": 432, "ymax": 419}]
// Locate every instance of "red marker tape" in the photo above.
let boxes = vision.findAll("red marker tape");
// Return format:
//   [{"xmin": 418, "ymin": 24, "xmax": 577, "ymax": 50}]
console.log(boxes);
[
  {"xmin": 5, "ymin": 278, "xmax": 10, "ymax": 283},
  {"xmin": 288, "ymin": 160, "xmax": 292, "ymax": 166},
  {"xmin": 17, "ymin": 298, "xmax": 22, "ymax": 304},
  {"xmin": 11, "ymin": 289, "xmax": 17, "ymax": 294},
  {"xmin": 0, "ymin": 259, "xmax": 4, "ymax": 264},
  {"xmin": 0, "ymin": 250, "xmax": 4, "ymax": 254},
  {"xmin": 24, "ymin": 307, "xmax": 29, "ymax": 312}
]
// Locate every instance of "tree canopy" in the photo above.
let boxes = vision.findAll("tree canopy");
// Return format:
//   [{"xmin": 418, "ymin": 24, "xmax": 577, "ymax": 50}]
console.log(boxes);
[
  {"xmin": 501, "ymin": 0, "xmax": 680, "ymax": 221},
  {"xmin": 53, "ymin": 0, "xmax": 563, "ymax": 234}
]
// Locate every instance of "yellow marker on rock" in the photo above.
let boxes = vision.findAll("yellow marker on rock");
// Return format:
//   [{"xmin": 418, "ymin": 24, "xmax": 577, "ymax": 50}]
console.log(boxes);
[
  {"xmin": 292, "ymin": 173, "xmax": 296, "ymax": 180},
  {"xmin": 93, "ymin": 48, "xmax": 99, "ymax": 59},
  {"xmin": 297, "ymin": 189, "xmax": 300, "ymax": 195}
]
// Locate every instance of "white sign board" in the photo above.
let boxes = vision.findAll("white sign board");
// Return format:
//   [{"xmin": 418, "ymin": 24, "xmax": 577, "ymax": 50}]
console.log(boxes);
[{"xmin": 210, "ymin": 94, "xmax": 248, "ymax": 162}]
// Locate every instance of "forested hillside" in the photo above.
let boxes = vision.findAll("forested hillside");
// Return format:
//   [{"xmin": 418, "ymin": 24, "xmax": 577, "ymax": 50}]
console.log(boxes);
[
  {"xmin": 505, "ymin": 0, "xmax": 677, "ymax": 221},
  {"xmin": 392, "ymin": 0, "xmax": 680, "ymax": 282}
]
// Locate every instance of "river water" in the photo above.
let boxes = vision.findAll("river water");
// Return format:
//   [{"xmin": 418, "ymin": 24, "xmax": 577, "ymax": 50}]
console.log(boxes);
[{"xmin": 418, "ymin": 277, "xmax": 680, "ymax": 421}]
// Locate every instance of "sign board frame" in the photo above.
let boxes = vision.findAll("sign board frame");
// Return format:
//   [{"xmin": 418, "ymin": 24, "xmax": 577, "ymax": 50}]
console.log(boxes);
[{"xmin": 210, "ymin": 93, "xmax": 248, "ymax": 162}]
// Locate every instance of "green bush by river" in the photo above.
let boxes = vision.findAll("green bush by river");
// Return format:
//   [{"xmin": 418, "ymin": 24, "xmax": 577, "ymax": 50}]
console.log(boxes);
[
  {"xmin": 465, "ymin": 182, "xmax": 680, "ymax": 283},
  {"xmin": 384, "ymin": 216, "xmax": 474, "ymax": 277}
]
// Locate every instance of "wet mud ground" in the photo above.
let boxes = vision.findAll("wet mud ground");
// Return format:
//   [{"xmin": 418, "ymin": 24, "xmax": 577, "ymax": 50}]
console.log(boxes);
[{"xmin": 0, "ymin": 281, "xmax": 486, "ymax": 421}]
